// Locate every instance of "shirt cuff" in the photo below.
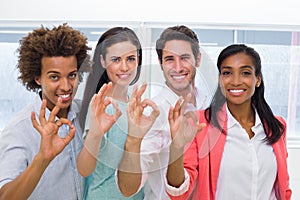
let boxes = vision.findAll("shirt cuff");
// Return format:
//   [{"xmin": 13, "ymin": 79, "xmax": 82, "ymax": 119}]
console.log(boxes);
[
  {"xmin": 0, "ymin": 179, "xmax": 11, "ymax": 190},
  {"xmin": 165, "ymin": 169, "xmax": 190, "ymax": 196}
]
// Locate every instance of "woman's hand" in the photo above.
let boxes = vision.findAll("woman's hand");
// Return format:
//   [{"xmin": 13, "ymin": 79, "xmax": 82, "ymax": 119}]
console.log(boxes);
[{"xmin": 89, "ymin": 82, "xmax": 122, "ymax": 137}]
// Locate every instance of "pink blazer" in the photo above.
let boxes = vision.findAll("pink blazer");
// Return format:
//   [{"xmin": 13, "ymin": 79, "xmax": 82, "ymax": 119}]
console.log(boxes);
[{"xmin": 168, "ymin": 105, "xmax": 292, "ymax": 200}]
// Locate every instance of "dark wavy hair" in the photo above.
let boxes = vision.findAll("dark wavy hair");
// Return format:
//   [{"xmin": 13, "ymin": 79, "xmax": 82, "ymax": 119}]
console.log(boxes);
[
  {"xmin": 79, "ymin": 27, "xmax": 142, "ymax": 130},
  {"xmin": 156, "ymin": 25, "xmax": 200, "ymax": 64},
  {"xmin": 17, "ymin": 23, "xmax": 91, "ymax": 92},
  {"xmin": 205, "ymin": 44, "xmax": 284, "ymax": 144}
]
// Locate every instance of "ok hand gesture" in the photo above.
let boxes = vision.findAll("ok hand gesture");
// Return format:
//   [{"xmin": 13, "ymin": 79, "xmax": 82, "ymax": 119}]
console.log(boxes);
[
  {"xmin": 89, "ymin": 82, "xmax": 122, "ymax": 137},
  {"xmin": 168, "ymin": 94, "xmax": 206, "ymax": 149},
  {"xmin": 31, "ymin": 98, "xmax": 75, "ymax": 163},
  {"xmin": 127, "ymin": 83, "xmax": 160, "ymax": 140}
]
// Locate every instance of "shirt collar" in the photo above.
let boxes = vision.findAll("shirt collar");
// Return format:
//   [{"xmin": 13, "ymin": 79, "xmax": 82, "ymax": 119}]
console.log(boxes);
[
  {"xmin": 33, "ymin": 94, "xmax": 80, "ymax": 121},
  {"xmin": 251, "ymin": 110, "xmax": 264, "ymax": 138},
  {"xmin": 159, "ymin": 85, "xmax": 179, "ymax": 106},
  {"xmin": 226, "ymin": 104, "xmax": 265, "ymax": 140},
  {"xmin": 226, "ymin": 105, "xmax": 237, "ymax": 129},
  {"xmin": 68, "ymin": 99, "xmax": 81, "ymax": 121},
  {"xmin": 226, "ymin": 104, "xmax": 262, "ymax": 129},
  {"xmin": 160, "ymin": 85, "xmax": 208, "ymax": 110},
  {"xmin": 193, "ymin": 87, "xmax": 208, "ymax": 110}
]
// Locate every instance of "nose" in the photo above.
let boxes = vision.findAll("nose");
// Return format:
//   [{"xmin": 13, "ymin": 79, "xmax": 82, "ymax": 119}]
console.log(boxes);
[
  {"xmin": 174, "ymin": 57, "xmax": 183, "ymax": 72},
  {"xmin": 60, "ymin": 78, "xmax": 72, "ymax": 91},
  {"xmin": 120, "ymin": 59, "xmax": 129, "ymax": 72},
  {"xmin": 231, "ymin": 73, "xmax": 241, "ymax": 85}
]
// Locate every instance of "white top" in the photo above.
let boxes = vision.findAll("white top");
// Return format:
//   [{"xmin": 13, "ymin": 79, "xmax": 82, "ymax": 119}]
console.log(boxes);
[
  {"xmin": 165, "ymin": 105, "xmax": 278, "ymax": 200},
  {"xmin": 215, "ymin": 106, "xmax": 277, "ymax": 200},
  {"xmin": 139, "ymin": 85, "xmax": 209, "ymax": 200}
]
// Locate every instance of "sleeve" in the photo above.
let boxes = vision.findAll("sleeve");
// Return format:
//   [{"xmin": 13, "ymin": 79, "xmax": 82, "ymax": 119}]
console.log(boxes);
[
  {"xmin": 114, "ymin": 123, "xmax": 167, "ymax": 195},
  {"xmin": 0, "ymin": 124, "xmax": 33, "ymax": 189},
  {"xmin": 276, "ymin": 116, "xmax": 292, "ymax": 200},
  {"xmin": 139, "ymin": 128, "xmax": 167, "ymax": 189},
  {"xmin": 166, "ymin": 110, "xmax": 205, "ymax": 200},
  {"xmin": 165, "ymin": 136, "xmax": 200, "ymax": 200},
  {"xmin": 165, "ymin": 169, "xmax": 190, "ymax": 196},
  {"xmin": 279, "ymin": 117, "xmax": 292, "ymax": 199}
]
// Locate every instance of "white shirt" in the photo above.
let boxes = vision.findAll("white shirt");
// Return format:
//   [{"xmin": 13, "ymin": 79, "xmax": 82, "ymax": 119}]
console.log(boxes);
[
  {"xmin": 165, "ymin": 105, "xmax": 278, "ymax": 200},
  {"xmin": 215, "ymin": 106, "xmax": 277, "ymax": 200},
  {"xmin": 140, "ymin": 85, "xmax": 209, "ymax": 200}
]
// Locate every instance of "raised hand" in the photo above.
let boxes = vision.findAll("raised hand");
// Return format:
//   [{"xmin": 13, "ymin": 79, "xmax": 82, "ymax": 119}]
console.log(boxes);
[
  {"xmin": 168, "ymin": 94, "xmax": 206, "ymax": 149},
  {"xmin": 127, "ymin": 83, "xmax": 160, "ymax": 140},
  {"xmin": 31, "ymin": 98, "xmax": 75, "ymax": 163},
  {"xmin": 89, "ymin": 82, "xmax": 122, "ymax": 136}
]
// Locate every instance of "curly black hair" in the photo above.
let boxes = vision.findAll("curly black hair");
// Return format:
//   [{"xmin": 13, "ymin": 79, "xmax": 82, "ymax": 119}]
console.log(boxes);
[{"xmin": 17, "ymin": 23, "xmax": 91, "ymax": 92}]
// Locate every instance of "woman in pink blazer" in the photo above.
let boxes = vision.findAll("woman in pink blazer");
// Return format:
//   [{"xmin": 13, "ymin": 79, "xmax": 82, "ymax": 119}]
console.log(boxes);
[{"xmin": 166, "ymin": 44, "xmax": 292, "ymax": 200}]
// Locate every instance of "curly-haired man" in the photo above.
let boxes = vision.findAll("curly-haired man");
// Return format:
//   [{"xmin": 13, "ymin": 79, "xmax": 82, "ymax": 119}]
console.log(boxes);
[{"xmin": 0, "ymin": 23, "xmax": 91, "ymax": 200}]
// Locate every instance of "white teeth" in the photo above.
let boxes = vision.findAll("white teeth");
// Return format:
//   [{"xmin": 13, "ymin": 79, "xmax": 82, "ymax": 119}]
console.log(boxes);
[
  {"xmin": 58, "ymin": 94, "xmax": 70, "ymax": 99},
  {"xmin": 172, "ymin": 75, "xmax": 186, "ymax": 79},
  {"xmin": 118, "ymin": 74, "xmax": 130, "ymax": 79},
  {"xmin": 230, "ymin": 89, "xmax": 244, "ymax": 93}
]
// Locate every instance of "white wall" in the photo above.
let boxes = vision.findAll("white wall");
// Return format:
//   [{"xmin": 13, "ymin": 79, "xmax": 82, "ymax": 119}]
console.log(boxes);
[
  {"xmin": 288, "ymin": 148, "xmax": 300, "ymax": 199},
  {"xmin": 1, "ymin": 0, "xmax": 300, "ymax": 26}
]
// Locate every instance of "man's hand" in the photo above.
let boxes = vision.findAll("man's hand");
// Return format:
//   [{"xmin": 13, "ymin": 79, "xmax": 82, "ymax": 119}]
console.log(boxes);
[
  {"xmin": 168, "ymin": 94, "xmax": 206, "ymax": 149},
  {"xmin": 127, "ymin": 83, "xmax": 160, "ymax": 141},
  {"xmin": 31, "ymin": 98, "xmax": 75, "ymax": 163}
]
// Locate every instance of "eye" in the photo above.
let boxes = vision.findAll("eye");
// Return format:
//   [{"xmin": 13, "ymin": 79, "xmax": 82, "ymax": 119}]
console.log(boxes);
[
  {"xmin": 241, "ymin": 71, "xmax": 252, "ymax": 76},
  {"xmin": 69, "ymin": 72, "xmax": 77, "ymax": 79},
  {"xmin": 181, "ymin": 55, "xmax": 190, "ymax": 60},
  {"xmin": 49, "ymin": 75, "xmax": 59, "ymax": 80},
  {"xmin": 111, "ymin": 57, "xmax": 120, "ymax": 63},
  {"xmin": 164, "ymin": 57, "xmax": 174, "ymax": 62},
  {"xmin": 221, "ymin": 71, "xmax": 231, "ymax": 76},
  {"xmin": 127, "ymin": 56, "xmax": 136, "ymax": 62}
]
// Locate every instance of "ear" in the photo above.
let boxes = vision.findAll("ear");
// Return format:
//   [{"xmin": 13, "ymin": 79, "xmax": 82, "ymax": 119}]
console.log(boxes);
[
  {"xmin": 256, "ymin": 75, "xmax": 262, "ymax": 87},
  {"xmin": 100, "ymin": 54, "xmax": 106, "ymax": 68},
  {"xmin": 195, "ymin": 53, "xmax": 202, "ymax": 68},
  {"xmin": 35, "ymin": 76, "xmax": 41, "ymax": 86},
  {"xmin": 137, "ymin": 51, "xmax": 141, "ymax": 64}
]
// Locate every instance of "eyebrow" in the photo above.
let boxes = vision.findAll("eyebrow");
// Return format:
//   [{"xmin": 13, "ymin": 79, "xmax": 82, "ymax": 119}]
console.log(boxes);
[
  {"xmin": 110, "ymin": 56, "xmax": 120, "ymax": 59},
  {"xmin": 221, "ymin": 65, "xmax": 253, "ymax": 70},
  {"xmin": 127, "ymin": 54, "xmax": 137, "ymax": 58},
  {"xmin": 180, "ymin": 54, "xmax": 191, "ymax": 58},
  {"xmin": 47, "ymin": 70, "xmax": 78, "ymax": 74},
  {"xmin": 110, "ymin": 52, "xmax": 137, "ymax": 58},
  {"xmin": 47, "ymin": 71, "xmax": 60, "ymax": 74},
  {"xmin": 163, "ymin": 55, "xmax": 174, "ymax": 60}
]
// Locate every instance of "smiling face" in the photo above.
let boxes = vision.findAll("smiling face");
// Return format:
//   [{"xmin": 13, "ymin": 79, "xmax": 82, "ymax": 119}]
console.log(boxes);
[
  {"xmin": 219, "ymin": 52, "xmax": 261, "ymax": 108},
  {"xmin": 101, "ymin": 41, "xmax": 138, "ymax": 88},
  {"xmin": 35, "ymin": 56, "xmax": 79, "ymax": 117},
  {"xmin": 161, "ymin": 40, "xmax": 200, "ymax": 97}
]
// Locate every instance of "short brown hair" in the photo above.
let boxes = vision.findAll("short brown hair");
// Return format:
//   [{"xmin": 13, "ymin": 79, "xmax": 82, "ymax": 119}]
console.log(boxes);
[{"xmin": 156, "ymin": 25, "xmax": 200, "ymax": 64}]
